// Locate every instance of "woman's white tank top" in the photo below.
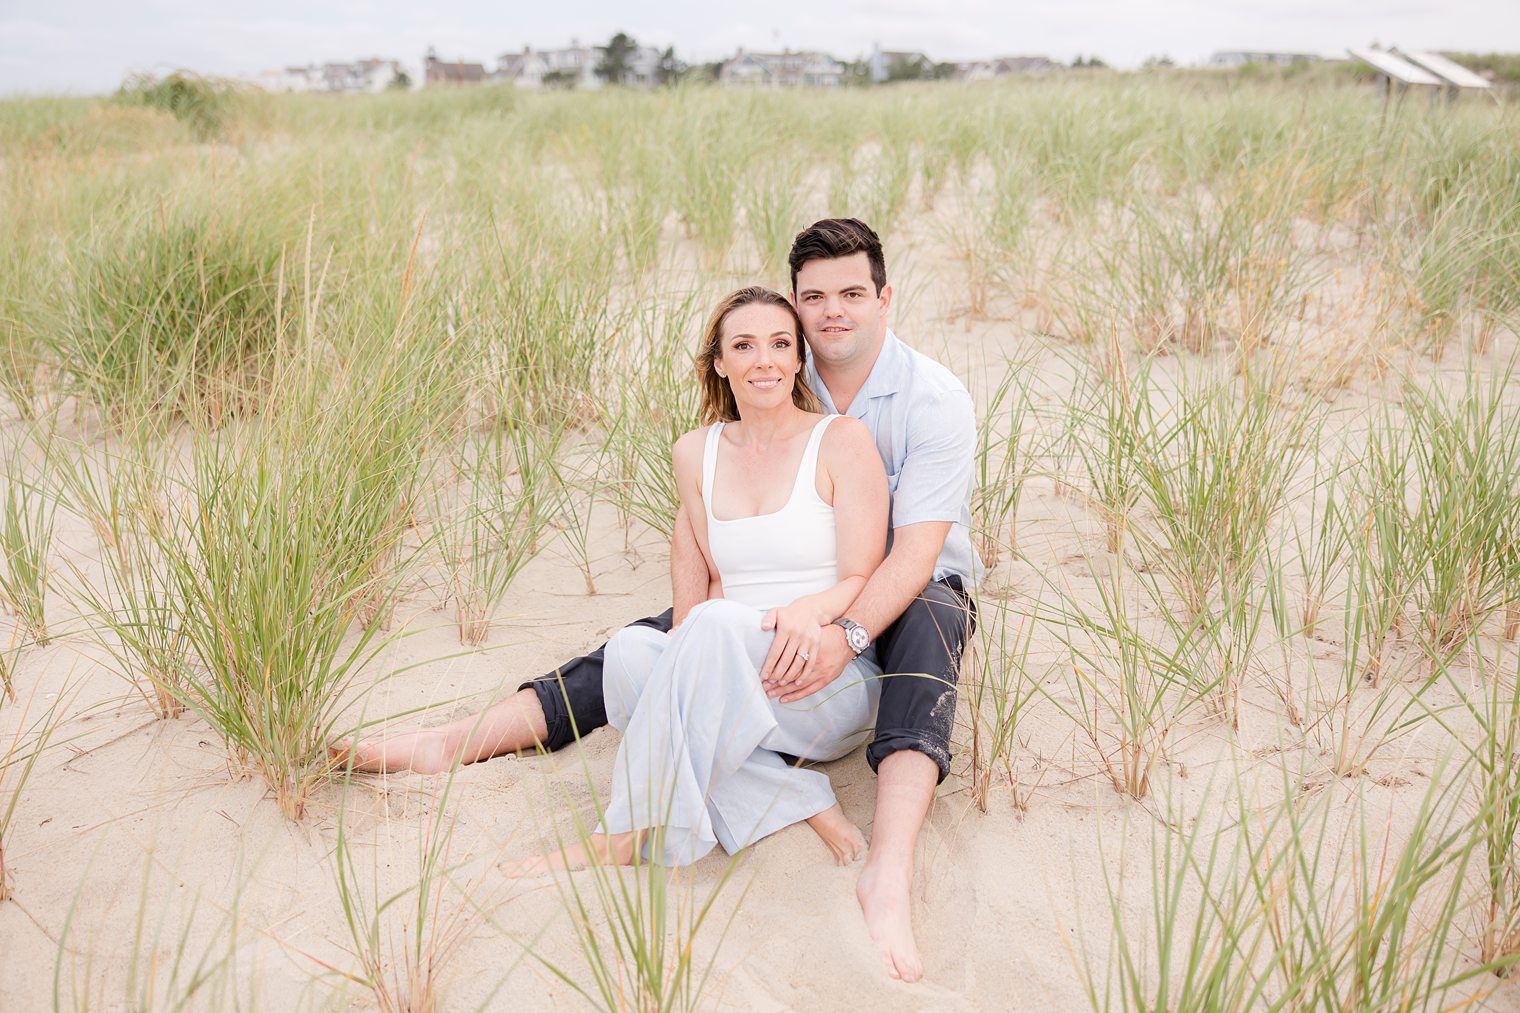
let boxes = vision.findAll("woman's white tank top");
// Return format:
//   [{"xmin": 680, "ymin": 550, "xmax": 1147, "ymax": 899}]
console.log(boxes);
[{"xmin": 702, "ymin": 415, "xmax": 839, "ymax": 611}]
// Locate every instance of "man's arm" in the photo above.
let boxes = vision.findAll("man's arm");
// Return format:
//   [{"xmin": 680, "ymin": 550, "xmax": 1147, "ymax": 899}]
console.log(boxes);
[
  {"xmin": 671, "ymin": 431, "xmax": 722, "ymax": 629},
  {"xmin": 833, "ymin": 521, "xmax": 951, "ymax": 639},
  {"xmin": 670, "ymin": 505, "xmax": 711, "ymax": 628},
  {"xmin": 766, "ymin": 521, "xmax": 950, "ymax": 701}
]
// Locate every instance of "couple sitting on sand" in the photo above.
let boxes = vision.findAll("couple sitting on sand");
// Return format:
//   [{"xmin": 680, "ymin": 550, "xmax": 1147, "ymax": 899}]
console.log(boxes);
[{"xmin": 341, "ymin": 218, "xmax": 978, "ymax": 983}]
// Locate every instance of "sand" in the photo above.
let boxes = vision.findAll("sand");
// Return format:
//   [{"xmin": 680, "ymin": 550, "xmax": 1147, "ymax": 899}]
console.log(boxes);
[{"xmin": 4, "ymin": 212, "xmax": 1520, "ymax": 1012}]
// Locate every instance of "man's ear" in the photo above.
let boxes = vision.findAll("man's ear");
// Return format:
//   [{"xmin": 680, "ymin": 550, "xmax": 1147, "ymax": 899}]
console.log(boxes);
[{"xmin": 878, "ymin": 284, "xmax": 893, "ymax": 318}]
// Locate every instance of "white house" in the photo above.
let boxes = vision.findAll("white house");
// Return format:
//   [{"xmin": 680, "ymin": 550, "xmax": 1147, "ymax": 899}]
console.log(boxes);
[
  {"xmin": 495, "ymin": 48, "xmax": 550, "ymax": 87},
  {"xmin": 867, "ymin": 45, "xmax": 932, "ymax": 83},
  {"xmin": 719, "ymin": 49, "xmax": 844, "ymax": 87},
  {"xmin": 251, "ymin": 59, "xmax": 407, "ymax": 93},
  {"xmin": 956, "ymin": 56, "xmax": 1062, "ymax": 81},
  {"xmin": 496, "ymin": 41, "xmax": 665, "ymax": 88},
  {"xmin": 1208, "ymin": 51, "xmax": 1321, "ymax": 68}
]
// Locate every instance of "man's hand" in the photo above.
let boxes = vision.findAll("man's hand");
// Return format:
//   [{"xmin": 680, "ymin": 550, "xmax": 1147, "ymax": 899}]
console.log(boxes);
[{"xmin": 767, "ymin": 623, "xmax": 853, "ymax": 703}]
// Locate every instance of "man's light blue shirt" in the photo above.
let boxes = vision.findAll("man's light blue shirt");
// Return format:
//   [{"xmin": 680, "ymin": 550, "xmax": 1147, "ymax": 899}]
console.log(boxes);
[{"xmin": 806, "ymin": 328, "xmax": 981, "ymax": 587}]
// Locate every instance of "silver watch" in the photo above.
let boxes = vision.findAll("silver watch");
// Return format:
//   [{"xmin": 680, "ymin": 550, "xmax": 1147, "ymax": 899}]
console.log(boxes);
[{"xmin": 832, "ymin": 618, "xmax": 870, "ymax": 657}]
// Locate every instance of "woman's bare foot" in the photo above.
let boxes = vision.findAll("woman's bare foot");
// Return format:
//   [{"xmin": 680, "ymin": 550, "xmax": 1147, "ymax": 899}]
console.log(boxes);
[
  {"xmin": 857, "ymin": 860, "xmax": 923, "ymax": 982},
  {"xmin": 807, "ymin": 804, "xmax": 865, "ymax": 865},
  {"xmin": 499, "ymin": 831, "xmax": 643, "ymax": 878},
  {"xmin": 328, "ymin": 729, "xmax": 452, "ymax": 775}
]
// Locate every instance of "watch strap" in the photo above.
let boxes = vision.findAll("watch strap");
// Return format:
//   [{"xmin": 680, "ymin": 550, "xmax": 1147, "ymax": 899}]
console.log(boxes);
[{"xmin": 831, "ymin": 617, "xmax": 869, "ymax": 656}]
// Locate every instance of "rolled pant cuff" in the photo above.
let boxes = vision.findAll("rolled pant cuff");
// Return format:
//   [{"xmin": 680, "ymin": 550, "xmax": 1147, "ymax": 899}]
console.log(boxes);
[
  {"xmin": 522, "ymin": 676, "xmax": 576, "ymax": 753},
  {"xmin": 866, "ymin": 729, "xmax": 952, "ymax": 784}
]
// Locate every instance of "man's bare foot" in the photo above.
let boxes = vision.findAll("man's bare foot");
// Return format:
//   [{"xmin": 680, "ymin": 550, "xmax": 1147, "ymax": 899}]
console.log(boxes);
[
  {"xmin": 499, "ymin": 831, "xmax": 642, "ymax": 878},
  {"xmin": 328, "ymin": 729, "xmax": 452, "ymax": 775},
  {"xmin": 857, "ymin": 860, "xmax": 923, "ymax": 983},
  {"xmin": 807, "ymin": 804, "xmax": 865, "ymax": 865}
]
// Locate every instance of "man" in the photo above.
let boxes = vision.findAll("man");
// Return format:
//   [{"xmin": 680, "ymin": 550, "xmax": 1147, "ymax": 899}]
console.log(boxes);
[{"xmin": 344, "ymin": 219, "xmax": 978, "ymax": 982}]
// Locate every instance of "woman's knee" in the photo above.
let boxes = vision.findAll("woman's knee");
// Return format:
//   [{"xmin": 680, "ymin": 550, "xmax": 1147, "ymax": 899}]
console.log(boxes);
[
  {"xmin": 605, "ymin": 626, "xmax": 669, "ymax": 716},
  {"xmin": 682, "ymin": 599, "xmax": 762, "ymax": 639}
]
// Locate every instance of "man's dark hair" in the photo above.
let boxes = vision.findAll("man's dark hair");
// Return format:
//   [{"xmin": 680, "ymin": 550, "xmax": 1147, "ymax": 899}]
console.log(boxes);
[{"xmin": 788, "ymin": 218, "xmax": 887, "ymax": 296}]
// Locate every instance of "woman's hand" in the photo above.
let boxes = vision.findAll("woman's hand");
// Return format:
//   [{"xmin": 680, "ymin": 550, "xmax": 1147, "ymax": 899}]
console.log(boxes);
[{"xmin": 758, "ymin": 603, "xmax": 824, "ymax": 693}]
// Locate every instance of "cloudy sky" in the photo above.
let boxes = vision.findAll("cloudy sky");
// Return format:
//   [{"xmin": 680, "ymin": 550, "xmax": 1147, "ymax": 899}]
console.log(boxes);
[{"xmin": 3, "ymin": 0, "xmax": 1518, "ymax": 95}]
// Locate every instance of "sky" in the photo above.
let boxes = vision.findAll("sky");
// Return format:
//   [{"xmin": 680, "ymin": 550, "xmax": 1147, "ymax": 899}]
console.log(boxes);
[{"xmin": 3, "ymin": 0, "xmax": 1518, "ymax": 96}]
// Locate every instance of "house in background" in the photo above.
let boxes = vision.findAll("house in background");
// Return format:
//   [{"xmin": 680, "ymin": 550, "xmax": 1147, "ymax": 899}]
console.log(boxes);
[
  {"xmin": 323, "ymin": 59, "xmax": 406, "ymax": 92},
  {"xmin": 250, "ymin": 67, "xmax": 315, "ymax": 92},
  {"xmin": 1208, "ymin": 51, "xmax": 1321, "ymax": 67},
  {"xmin": 495, "ymin": 48, "xmax": 550, "ymax": 87},
  {"xmin": 535, "ymin": 42, "xmax": 603, "ymax": 89},
  {"xmin": 719, "ymin": 49, "xmax": 844, "ymax": 87},
  {"xmin": 424, "ymin": 50, "xmax": 488, "ymax": 87},
  {"xmin": 956, "ymin": 55, "xmax": 1062, "ymax": 81},
  {"xmin": 252, "ymin": 59, "xmax": 407, "ymax": 93},
  {"xmin": 867, "ymin": 44, "xmax": 932, "ymax": 82},
  {"xmin": 618, "ymin": 45, "xmax": 666, "ymax": 87}
]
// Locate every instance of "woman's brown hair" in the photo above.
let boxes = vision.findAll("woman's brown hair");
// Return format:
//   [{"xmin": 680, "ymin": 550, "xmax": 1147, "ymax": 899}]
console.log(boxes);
[{"xmin": 696, "ymin": 286, "xmax": 823, "ymax": 425}]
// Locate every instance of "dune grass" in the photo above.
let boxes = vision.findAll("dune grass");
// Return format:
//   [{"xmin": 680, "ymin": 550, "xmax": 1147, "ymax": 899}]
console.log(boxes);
[
  {"xmin": 1, "ymin": 676, "xmax": 69, "ymax": 902},
  {"xmin": 435, "ymin": 421, "xmax": 557, "ymax": 645},
  {"xmin": 0, "ymin": 442, "xmax": 56, "ymax": 645},
  {"xmin": 54, "ymin": 203, "xmax": 289, "ymax": 426},
  {"xmin": 325, "ymin": 761, "xmax": 509, "ymax": 1012},
  {"xmin": 4, "ymin": 74, "xmax": 1520, "ymax": 1005}
]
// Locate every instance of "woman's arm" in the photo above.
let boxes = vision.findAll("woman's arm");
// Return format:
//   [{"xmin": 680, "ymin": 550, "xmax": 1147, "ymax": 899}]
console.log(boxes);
[
  {"xmin": 759, "ymin": 418, "xmax": 889, "ymax": 681},
  {"xmin": 671, "ymin": 429, "xmax": 721, "ymax": 630}
]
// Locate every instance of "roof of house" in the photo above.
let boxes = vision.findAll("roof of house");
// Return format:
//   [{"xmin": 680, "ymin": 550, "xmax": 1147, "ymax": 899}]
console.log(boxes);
[{"xmin": 427, "ymin": 59, "xmax": 487, "ymax": 81}]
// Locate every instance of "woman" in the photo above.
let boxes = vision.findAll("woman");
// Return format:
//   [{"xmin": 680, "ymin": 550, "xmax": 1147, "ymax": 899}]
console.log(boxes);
[{"xmin": 504, "ymin": 286, "xmax": 888, "ymax": 874}]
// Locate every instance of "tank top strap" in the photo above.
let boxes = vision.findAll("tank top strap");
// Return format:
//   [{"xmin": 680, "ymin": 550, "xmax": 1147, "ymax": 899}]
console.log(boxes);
[
  {"xmin": 790, "ymin": 415, "xmax": 838, "ymax": 502},
  {"xmin": 700, "ymin": 422, "xmax": 724, "ymax": 520}
]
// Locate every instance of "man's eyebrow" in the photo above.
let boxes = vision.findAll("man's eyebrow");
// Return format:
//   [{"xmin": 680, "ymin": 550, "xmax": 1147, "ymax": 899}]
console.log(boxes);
[{"xmin": 797, "ymin": 285, "xmax": 868, "ymax": 296}]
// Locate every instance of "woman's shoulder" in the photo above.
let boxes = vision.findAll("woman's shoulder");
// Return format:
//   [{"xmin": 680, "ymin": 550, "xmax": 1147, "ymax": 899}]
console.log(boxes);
[
  {"xmin": 818, "ymin": 414, "xmax": 878, "ymax": 462},
  {"xmin": 819, "ymin": 413, "xmax": 872, "ymax": 444},
  {"xmin": 673, "ymin": 425, "xmax": 714, "ymax": 469}
]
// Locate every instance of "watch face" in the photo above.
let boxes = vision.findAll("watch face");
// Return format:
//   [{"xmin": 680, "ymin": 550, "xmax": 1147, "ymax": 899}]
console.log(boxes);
[{"xmin": 847, "ymin": 625, "xmax": 870, "ymax": 653}]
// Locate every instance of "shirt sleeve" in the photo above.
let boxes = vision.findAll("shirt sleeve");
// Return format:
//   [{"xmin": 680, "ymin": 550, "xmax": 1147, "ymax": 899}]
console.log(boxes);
[{"xmin": 890, "ymin": 387, "xmax": 976, "ymax": 528}]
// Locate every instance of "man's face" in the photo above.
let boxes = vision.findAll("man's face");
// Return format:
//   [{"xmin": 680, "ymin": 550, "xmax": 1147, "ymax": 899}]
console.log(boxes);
[{"xmin": 792, "ymin": 252, "xmax": 892, "ymax": 371}]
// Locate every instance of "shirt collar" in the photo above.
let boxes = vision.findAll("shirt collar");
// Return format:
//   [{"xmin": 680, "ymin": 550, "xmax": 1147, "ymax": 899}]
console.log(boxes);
[{"xmin": 807, "ymin": 328, "xmax": 905, "ymax": 416}]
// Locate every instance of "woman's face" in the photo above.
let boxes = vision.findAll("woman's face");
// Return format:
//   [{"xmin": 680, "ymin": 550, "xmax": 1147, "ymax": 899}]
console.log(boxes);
[{"xmin": 715, "ymin": 302, "xmax": 802, "ymax": 416}]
